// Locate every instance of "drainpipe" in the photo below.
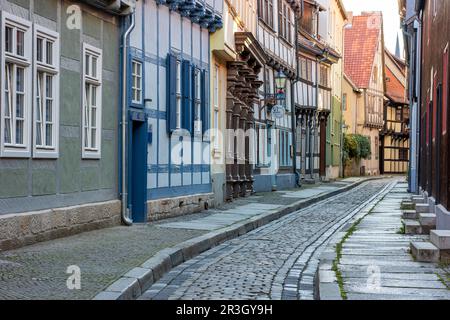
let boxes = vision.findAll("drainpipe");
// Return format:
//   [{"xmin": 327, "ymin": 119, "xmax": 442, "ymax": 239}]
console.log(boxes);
[{"xmin": 121, "ymin": 13, "xmax": 135, "ymax": 226}]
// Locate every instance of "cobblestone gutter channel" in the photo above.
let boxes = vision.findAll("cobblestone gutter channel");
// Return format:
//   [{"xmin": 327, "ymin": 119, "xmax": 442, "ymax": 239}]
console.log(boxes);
[{"xmin": 95, "ymin": 177, "xmax": 383, "ymax": 300}]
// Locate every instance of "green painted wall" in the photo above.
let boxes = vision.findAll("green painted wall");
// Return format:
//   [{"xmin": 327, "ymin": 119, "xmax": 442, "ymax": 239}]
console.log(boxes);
[
  {"xmin": 0, "ymin": 0, "xmax": 120, "ymax": 214},
  {"xmin": 326, "ymin": 97, "xmax": 342, "ymax": 168}
]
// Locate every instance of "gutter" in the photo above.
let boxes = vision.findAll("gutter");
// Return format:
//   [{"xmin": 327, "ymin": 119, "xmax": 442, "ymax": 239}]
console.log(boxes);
[{"xmin": 121, "ymin": 12, "xmax": 136, "ymax": 226}]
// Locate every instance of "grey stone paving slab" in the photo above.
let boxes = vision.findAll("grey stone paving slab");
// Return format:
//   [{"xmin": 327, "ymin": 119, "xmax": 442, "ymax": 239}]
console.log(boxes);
[{"xmin": 320, "ymin": 180, "xmax": 450, "ymax": 300}]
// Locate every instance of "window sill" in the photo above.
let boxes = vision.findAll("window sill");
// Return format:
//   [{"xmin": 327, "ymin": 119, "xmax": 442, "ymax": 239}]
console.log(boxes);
[
  {"xmin": 82, "ymin": 151, "xmax": 101, "ymax": 160},
  {"xmin": 279, "ymin": 36, "xmax": 293, "ymax": 48},
  {"xmin": 33, "ymin": 149, "xmax": 59, "ymax": 159},
  {"xmin": 258, "ymin": 18, "xmax": 276, "ymax": 33}
]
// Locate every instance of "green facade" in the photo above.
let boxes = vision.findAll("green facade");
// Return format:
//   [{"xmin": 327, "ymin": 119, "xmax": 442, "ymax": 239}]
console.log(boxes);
[
  {"xmin": 326, "ymin": 96, "xmax": 342, "ymax": 169},
  {"xmin": 0, "ymin": 0, "xmax": 120, "ymax": 214}
]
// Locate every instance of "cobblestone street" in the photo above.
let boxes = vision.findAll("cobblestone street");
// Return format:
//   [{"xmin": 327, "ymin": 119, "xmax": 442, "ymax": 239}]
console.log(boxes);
[
  {"xmin": 140, "ymin": 179, "xmax": 393, "ymax": 300},
  {"xmin": 0, "ymin": 178, "xmax": 372, "ymax": 300}
]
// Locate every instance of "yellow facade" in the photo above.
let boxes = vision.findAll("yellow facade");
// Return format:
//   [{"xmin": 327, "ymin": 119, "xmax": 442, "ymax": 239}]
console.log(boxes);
[{"xmin": 210, "ymin": 0, "xmax": 258, "ymax": 204}]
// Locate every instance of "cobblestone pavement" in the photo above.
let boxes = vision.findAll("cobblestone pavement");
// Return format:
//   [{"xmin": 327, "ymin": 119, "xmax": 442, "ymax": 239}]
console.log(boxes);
[
  {"xmin": 0, "ymin": 225, "xmax": 205, "ymax": 300},
  {"xmin": 140, "ymin": 179, "xmax": 393, "ymax": 300},
  {"xmin": 335, "ymin": 182, "xmax": 450, "ymax": 300},
  {"xmin": 0, "ymin": 177, "xmax": 366, "ymax": 300}
]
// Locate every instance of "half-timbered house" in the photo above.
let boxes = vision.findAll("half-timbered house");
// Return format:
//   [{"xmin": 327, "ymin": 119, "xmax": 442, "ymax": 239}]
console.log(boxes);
[
  {"xmin": 380, "ymin": 49, "xmax": 409, "ymax": 175},
  {"xmin": 343, "ymin": 12, "xmax": 385, "ymax": 176},
  {"xmin": 252, "ymin": 0, "xmax": 300, "ymax": 192},
  {"xmin": 124, "ymin": 0, "xmax": 223, "ymax": 221}
]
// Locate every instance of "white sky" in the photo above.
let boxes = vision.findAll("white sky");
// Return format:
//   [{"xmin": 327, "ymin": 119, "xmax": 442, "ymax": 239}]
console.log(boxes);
[{"xmin": 342, "ymin": 0, "xmax": 404, "ymax": 57}]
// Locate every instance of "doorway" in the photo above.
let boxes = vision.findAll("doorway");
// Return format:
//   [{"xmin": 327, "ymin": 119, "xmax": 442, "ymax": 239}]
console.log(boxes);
[{"xmin": 130, "ymin": 117, "xmax": 148, "ymax": 222}]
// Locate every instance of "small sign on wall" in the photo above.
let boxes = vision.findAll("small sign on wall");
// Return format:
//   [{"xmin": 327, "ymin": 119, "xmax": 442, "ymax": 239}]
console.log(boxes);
[{"xmin": 271, "ymin": 105, "xmax": 285, "ymax": 119}]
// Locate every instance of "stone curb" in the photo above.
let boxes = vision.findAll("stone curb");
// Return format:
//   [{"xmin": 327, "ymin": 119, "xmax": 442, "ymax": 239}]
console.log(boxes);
[{"xmin": 93, "ymin": 177, "xmax": 382, "ymax": 300}]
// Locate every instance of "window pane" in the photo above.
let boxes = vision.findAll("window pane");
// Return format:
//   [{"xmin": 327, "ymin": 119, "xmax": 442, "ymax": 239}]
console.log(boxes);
[
  {"xmin": 5, "ymin": 65, "xmax": 11, "ymax": 117},
  {"xmin": 16, "ymin": 30, "xmax": 24, "ymax": 56},
  {"xmin": 91, "ymin": 86, "xmax": 97, "ymax": 106},
  {"xmin": 91, "ymin": 107, "xmax": 96, "ymax": 127},
  {"xmin": 5, "ymin": 26, "xmax": 13, "ymax": 53},
  {"xmin": 85, "ymin": 84, "xmax": 90, "ymax": 127},
  {"xmin": 16, "ymin": 120, "xmax": 23, "ymax": 144},
  {"xmin": 37, "ymin": 38, "xmax": 44, "ymax": 62},
  {"xmin": 36, "ymin": 122, "xmax": 42, "ymax": 146},
  {"xmin": 46, "ymin": 100, "xmax": 52, "ymax": 122},
  {"xmin": 45, "ymin": 124, "xmax": 52, "ymax": 146},
  {"xmin": 46, "ymin": 41, "xmax": 53, "ymax": 65},
  {"xmin": 92, "ymin": 57, "xmax": 97, "ymax": 78},
  {"xmin": 85, "ymin": 54, "xmax": 90, "ymax": 75},
  {"xmin": 4, "ymin": 122, "xmax": 11, "ymax": 144},
  {"xmin": 91, "ymin": 129, "xmax": 96, "ymax": 148},
  {"xmin": 46, "ymin": 75, "xmax": 53, "ymax": 98},
  {"xmin": 16, "ymin": 67, "xmax": 24, "ymax": 92},
  {"xmin": 136, "ymin": 90, "xmax": 141, "ymax": 103}
]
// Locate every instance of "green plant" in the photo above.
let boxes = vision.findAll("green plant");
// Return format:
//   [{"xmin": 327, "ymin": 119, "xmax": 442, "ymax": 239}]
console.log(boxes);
[
  {"xmin": 342, "ymin": 134, "xmax": 372, "ymax": 165},
  {"xmin": 397, "ymin": 222, "xmax": 406, "ymax": 234}
]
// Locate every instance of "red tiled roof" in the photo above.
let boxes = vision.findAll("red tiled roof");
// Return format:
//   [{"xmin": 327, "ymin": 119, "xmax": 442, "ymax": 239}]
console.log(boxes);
[
  {"xmin": 344, "ymin": 12, "xmax": 383, "ymax": 89},
  {"xmin": 385, "ymin": 65, "xmax": 407, "ymax": 104}
]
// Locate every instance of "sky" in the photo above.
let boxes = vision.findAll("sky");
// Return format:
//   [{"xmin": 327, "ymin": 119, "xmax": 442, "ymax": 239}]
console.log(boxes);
[{"xmin": 342, "ymin": 0, "xmax": 404, "ymax": 57}]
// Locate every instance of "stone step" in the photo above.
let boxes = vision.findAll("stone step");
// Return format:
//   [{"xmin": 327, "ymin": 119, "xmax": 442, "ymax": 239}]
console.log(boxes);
[
  {"xmin": 402, "ymin": 210, "xmax": 418, "ymax": 219},
  {"xmin": 419, "ymin": 213, "xmax": 436, "ymax": 227},
  {"xmin": 401, "ymin": 201, "xmax": 415, "ymax": 210},
  {"xmin": 430, "ymin": 230, "xmax": 450, "ymax": 250},
  {"xmin": 415, "ymin": 203, "xmax": 431, "ymax": 214},
  {"xmin": 404, "ymin": 220, "xmax": 422, "ymax": 235},
  {"xmin": 410, "ymin": 242, "xmax": 440, "ymax": 263},
  {"xmin": 412, "ymin": 196, "xmax": 427, "ymax": 204},
  {"xmin": 418, "ymin": 214, "xmax": 436, "ymax": 235}
]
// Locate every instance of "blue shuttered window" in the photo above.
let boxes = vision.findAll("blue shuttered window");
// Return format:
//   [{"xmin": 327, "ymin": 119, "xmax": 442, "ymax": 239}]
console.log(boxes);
[
  {"xmin": 192, "ymin": 66, "xmax": 200, "ymax": 134},
  {"xmin": 166, "ymin": 54, "xmax": 178, "ymax": 133},
  {"xmin": 167, "ymin": 55, "xmax": 208, "ymax": 137},
  {"xmin": 201, "ymin": 69, "xmax": 209, "ymax": 134},
  {"xmin": 182, "ymin": 60, "xmax": 193, "ymax": 133}
]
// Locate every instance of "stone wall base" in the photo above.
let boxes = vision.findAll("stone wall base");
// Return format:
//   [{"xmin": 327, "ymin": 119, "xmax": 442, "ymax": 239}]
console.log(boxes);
[
  {"xmin": 436, "ymin": 204, "xmax": 450, "ymax": 230},
  {"xmin": 147, "ymin": 193, "xmax": 215, "ymax": 222},
  {"xmin": 0, "ymin": 200, "xmax": 121, "ymax": 252}
]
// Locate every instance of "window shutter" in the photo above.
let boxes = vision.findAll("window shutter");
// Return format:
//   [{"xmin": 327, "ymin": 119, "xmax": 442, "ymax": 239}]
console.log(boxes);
[
  {"xmin": 192, "ymin": 66, "xmax": 197, "ymax": 135},
  {"xmin": 182, "ymin": 60, "xmax": 192, "ymax": 134},
  {"xmin": 201, "ymin": 69, "xmax": 209, "ymax": 134},
  {"xmin": 166, "ymin": 54, "xmax": 177, "ymax": 133}
]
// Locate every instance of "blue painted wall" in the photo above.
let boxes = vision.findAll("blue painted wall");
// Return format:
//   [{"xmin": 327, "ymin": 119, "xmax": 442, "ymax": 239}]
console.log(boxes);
[{"xmin": 125, "ymin": 0, "xmax": 222, "ymax": 215}]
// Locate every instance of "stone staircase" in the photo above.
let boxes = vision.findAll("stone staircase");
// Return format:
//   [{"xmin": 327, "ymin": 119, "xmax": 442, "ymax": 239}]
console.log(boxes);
[
  {"xmin": 403, "ymin": 195, "xmax": 450, "ymax": 263},
  {"xmin": 402, "ymin": 199, "xmax": 436, "ymax": 235}
]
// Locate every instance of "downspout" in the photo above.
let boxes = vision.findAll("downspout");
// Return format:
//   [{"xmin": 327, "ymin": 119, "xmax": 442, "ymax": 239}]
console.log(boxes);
[{"xmin": 121, "ymin": 13, "xmax": 135, "ymax": 226}]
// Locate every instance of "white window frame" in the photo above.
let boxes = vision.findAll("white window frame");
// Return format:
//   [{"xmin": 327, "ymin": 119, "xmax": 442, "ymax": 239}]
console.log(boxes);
[
  {"xmin": 131, "ymin": 60, "xmax": 142, "ymax": 104},
  {"xmin": 33, "ymin": 24, "xmax": 59, "ymax": 159},
  {"xmin": 194, "ymin": 68, "xmax": 202, "ymax": 133},
  {"xmin": 82, "ymin": 43, "xmax": 102, "ymax": 159},
  {"xmin": 1, "ymin": 12, "xmax": 32, "ymax": 158}
]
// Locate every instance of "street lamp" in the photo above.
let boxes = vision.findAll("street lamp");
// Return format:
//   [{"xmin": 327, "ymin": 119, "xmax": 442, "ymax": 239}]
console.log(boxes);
[
  {"xmin": 274, "ymin": 70, "xmax": 287, "ymax": 100},
  {"xmin": 259, "ymin": 70, "xmax": 288, "ymax": 113}
]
